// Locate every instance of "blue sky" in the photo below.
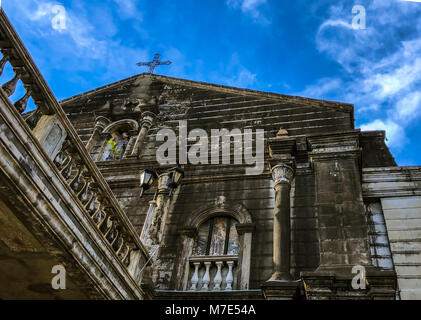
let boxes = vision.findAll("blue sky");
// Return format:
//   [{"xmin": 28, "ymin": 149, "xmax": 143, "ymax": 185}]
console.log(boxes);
[{"xmin": 3, "ymin": 0, "xmax": 421, "ymax": 165}]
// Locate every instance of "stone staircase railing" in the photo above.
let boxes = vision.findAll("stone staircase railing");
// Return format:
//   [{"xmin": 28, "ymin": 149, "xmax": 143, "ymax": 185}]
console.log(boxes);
[{"xmin": 0, "ymin": 9, "xmax": 150, "ymax": 284}]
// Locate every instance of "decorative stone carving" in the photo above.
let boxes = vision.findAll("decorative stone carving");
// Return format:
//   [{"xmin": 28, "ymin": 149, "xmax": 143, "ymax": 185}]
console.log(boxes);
[
  {"xmin": 2, "ymin": 70, "xmax": 21, "ymax": 97},
  {"xmin": 33, "ymin": 115, "xmax": 68, "ymax": 161},
  {"xmin": 215, "ymin": 195, "xmax": 227, "ymax": 207},
  {"xmin": 187, "ymin": 257, "xmax": 239, "ymax": 291},
  {"xmin": 129, "ymin": 111, "xmax": 156, "ymax": 158},
  {"xmin": 186, "ymin": 201, "xmax": 253, "ymax": 228},
  {"xmin": 102, "ymin": 119, "xmax": 139, "ymax": 135},
  {"xmin": 190, "ymin": 262, "xmax": 200, "ymax": 291},
  {"xmin": 276, "ymin": 128, "xmax": 289, "ymax": 137},
  {"xmin": 271, "ymin": 163, "xmax": 294, "ymax": 187}
]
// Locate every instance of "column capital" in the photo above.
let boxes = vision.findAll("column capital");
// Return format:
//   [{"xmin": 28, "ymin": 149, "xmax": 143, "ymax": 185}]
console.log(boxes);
[
  {"xmin": 157, "ymin": 172, "xmax": 172, "ymax": 194},
  {"xmin": 141, "ymin": 111, "xmax": 156, "ymax": 127},
  {"xmin": 94, "ymin": 116, "xmax": 111, "ymax": 129},
  {"xmin": 128, "ymin": 112, "xmax": 156, "ymax": 158},
  {"xmin": 271, "ymin": 163, "xmax": 295, "ymax": 187}
]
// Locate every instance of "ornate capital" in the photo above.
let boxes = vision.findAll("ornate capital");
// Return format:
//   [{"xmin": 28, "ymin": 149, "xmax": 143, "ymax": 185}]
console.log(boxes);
[
  {"xmin": 157, "ymin": 172, "xmax": 171, "ymax": 194},
  {"xmin": 94, "ymin": 116, "xmax": 111, "ymax": 130},
  {"xmin": 271, "ymin": 163, "xmax": 294, "ymax": 187},
  {"xmin": 141, "ymin": 111, "xmax": 156, "ymax": 128}
]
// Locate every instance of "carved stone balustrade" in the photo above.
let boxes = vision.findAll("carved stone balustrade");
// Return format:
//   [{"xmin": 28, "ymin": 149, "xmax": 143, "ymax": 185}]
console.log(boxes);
[
  {"xmin": 188, "ymin": 256, "xmax": 238, "ymax": 292},
  {"xmin": 0, "ymin": 10, "xmax": 151, "ymax": 299},
  {"xmin": 53, "ymin": 141, "xmax": 142, "ymax": 267}
]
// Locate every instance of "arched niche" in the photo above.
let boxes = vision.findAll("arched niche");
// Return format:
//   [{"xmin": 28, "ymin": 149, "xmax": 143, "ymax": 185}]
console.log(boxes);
[
  {"xmin": 186, "ymin": 201, "xmax": 253, "ymax": 229},
  {"xmin": 175, "ymin": 198, "xmax": 255, "ymax": 291},
  {"xmin": 98, "ymin": 119, "xmax": 139, "ymax": 161},
  {"xmin": 102, "ymin": 119, "xmax": 139, "ymax": 135}
]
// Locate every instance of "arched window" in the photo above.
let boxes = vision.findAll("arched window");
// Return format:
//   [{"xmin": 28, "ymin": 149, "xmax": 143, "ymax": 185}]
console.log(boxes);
[
  {"xmin": 101, "ymin": 131, "xmax": 130, "ymax": 161},
  {"xmin": 193, "ymin": 216, "xmax": 240, "ymax": 256},
  {"xmin": 175, "ymin": 202, "xmax": 253, "ymax": 291},
  {"xmin": 99, "ymin": 119, "xmax": 139, "ymax": 161}
]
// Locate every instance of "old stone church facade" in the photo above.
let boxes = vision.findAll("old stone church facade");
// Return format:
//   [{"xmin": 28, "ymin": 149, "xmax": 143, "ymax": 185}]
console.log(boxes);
[{"xmin": 0, "ymin": 11, "xmax": 420, "ymax": 300}]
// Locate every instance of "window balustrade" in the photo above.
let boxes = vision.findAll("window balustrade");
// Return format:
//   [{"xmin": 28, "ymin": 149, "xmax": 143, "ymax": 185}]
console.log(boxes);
[{"xmin": 188, "ymin": 256, "xmax": 238, "ymax": 291}]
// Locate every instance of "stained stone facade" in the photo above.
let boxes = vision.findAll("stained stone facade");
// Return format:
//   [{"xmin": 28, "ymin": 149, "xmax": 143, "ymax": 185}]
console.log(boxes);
[
  {"xmin": 0, "ymin": 10, "xmax": 421, "ymax": 300},
  {"xmin": 58, "ymin": 72, "xmax": 418, "ymax": 300}
]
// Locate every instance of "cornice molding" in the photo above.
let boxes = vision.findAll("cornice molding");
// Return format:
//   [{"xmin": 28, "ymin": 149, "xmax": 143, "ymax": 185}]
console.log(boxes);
[{"xmin": 60, "ymin": 73, "xmax": 354, "ymax": 115}]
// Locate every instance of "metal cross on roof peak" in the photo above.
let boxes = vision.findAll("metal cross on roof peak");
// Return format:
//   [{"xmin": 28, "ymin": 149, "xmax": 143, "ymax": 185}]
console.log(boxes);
[{"xmin": 136, "ymin": 53, "xmax": 172, "ymax": 74}]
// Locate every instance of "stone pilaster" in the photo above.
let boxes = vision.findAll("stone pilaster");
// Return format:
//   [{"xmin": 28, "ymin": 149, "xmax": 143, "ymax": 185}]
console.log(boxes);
[
  {"xmin": 175, "ymin": 227, "xmax": 198, "ymax": 291},
  {"xmin": 129, "ymin": 111, "xmax": 155, "ymax": 158},
  {"xmin": 236, "ymin": 223, "xmax": 255, "ymax": 290},
  {"xmin": 141, "ymin": 172, "xmax": 172, "ymax": 250},
  {"xmin": 307, "ymin": 131, "xmax": 370, "ymax": 271},
  {"xmin": 300, "ymin": 131, "xmax": 396, "ymax": 299},
  {"xmin": 85, "ymin": 116, "xmax": 110, "ymax": 154}
]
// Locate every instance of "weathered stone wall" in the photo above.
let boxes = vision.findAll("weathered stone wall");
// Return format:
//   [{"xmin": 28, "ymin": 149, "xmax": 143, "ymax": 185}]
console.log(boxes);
[
  {"xmin": 61, "ymin": 74, "xmax": 397, "ymax": 292},
  {"xmin": 0, "ymin": 94, "xmax": 146, "ymax": 299},
  {"xmin": 365, "ymin": 202, "xmax": 394, "ymax": 270},
  {"xmin": 382, "ymin": 197, "xmax": 421, "ymax": 299},
  {"xmin": 362, "ymin": 167, "xmax": 421, "ymax": 299},
  {"xmin": 360, "ymin": 131, "xmax": 397, "ymax": 168}
]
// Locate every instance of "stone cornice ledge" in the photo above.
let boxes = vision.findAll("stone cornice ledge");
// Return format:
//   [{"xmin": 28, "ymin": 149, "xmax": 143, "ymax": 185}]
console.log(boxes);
[{"xmin": 362, "ymin": 166, "xmax": 421, "ymax": 198}]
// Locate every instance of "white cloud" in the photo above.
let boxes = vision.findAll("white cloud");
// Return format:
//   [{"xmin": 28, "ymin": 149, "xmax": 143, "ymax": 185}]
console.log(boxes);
[
  {"xmin": 18, "ymin": 1, "xmax": 107, "ymax": 57},
  {"xmin": 300, "ymin": 78, "xmax": 342, "ymax": 100},
  {"xmin": 210, "ymin": 53, "xmax": 256, "ymax": 88},
  {"xmin": 360, "ymin": 119, "xmax": 407, "ymax": 149},
  {"xmin": 301, "ymin": 1, "xmax": 421, "ymax": 155},
  {"xmin": 226, "ymin": 0, "xmax": 269, "ymax": 24},
  {"xmin": 227, "ymin": 68, "xmax": 256, "ymax": 88},
  {"xmin": 30, "ymin": 2, "xmax": 67, "ymax": 31},
  {"xmin": 8, "ymin": 0, "xmax": 151, "ymax": 84},
  {"xmin": 112, "ymin": 0, "xmax": 143, "ymax": 22},
  {"xmin": 395, "ymin": 91, "xmax": 421, "ymax": 120}
]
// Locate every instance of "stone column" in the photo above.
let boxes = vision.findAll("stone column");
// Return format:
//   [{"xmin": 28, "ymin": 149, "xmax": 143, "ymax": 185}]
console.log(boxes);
[
  {"xmin": 176, "ymin": 227, "xmax": 197, "ymax": 291},
  {"xmin": 140, "ymin": 171, "xmax": 172, "ymax": 251},
  {"xmin": 85, "ymin": 116, "xmax": 110, "ymax": 153},
  {"xmin": 129, "ymin": 111, "xmax": 155, "ymax": 158},
  {"xmin": 269, "ymin": 163, "xmax": 294, "ymax": 281},
  {"xmin": 261, "ymin": 151, "xmax": 301, "ymax": 300}
]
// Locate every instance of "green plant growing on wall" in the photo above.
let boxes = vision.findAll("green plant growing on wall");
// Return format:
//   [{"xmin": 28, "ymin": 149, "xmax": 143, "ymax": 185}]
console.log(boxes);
[{"xmin": 107, "ymin": 139, "xmax": 121, "ymax": 160}]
